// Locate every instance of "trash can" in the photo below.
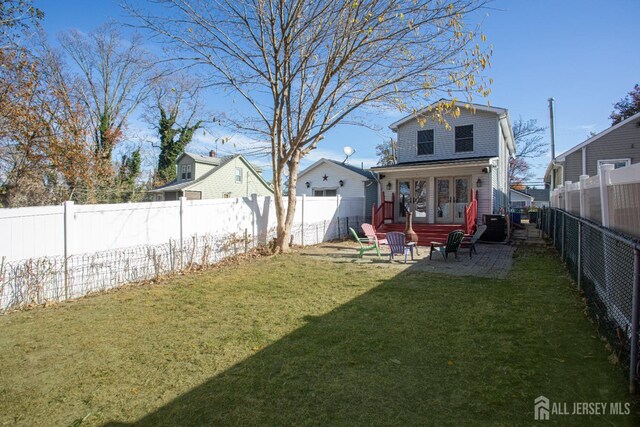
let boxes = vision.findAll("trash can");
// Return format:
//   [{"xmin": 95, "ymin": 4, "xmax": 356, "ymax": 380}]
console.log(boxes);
[
  {"xmin": 511, "ymin": 211, "xmax": 521, "ymax": 224},
  {"xmin": 481, "ymin": 214, "xmax": 507, "ymax": 242}
]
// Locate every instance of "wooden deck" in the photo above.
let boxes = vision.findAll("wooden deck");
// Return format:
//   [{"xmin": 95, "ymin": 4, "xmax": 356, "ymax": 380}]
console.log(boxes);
[{"xmin": 378, "ymin": 223, "xmax": 466, "ymax": 245}]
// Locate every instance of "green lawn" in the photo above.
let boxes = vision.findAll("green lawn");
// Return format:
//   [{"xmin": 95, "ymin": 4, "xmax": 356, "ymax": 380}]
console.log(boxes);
[{"xmin": 0, "ymin": 245, "xmax": 637, "ymax": 426}]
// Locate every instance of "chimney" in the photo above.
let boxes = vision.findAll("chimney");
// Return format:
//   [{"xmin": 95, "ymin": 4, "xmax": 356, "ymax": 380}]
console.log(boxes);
[{"xmin": 209, "ymin": 150, "xmax": 216, "ymax": 158}]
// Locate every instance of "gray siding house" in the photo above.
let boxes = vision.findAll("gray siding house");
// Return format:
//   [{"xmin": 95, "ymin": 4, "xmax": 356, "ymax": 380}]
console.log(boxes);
[
  {"xmin": 151, "ymin": 152, "xmax": 273, "ymax": 200},
  {"xmin": 546, "ymin": 111, "xmax": 640, "ymax": 188},
  {"xmin": 371, "ymin": 100, "xmax": 515, "ymax": 225}
]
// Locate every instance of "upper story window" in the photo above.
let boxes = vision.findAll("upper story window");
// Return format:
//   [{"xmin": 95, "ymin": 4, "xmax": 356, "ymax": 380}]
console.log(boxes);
[
  {"xmin": 235, "ymin": 167, "xmax": 243, "ymax": 183},
  {"xmin": 455, "ymin": 125, "xmax": 474, "ymax": 152},
  {"xmin": 417, "ymin": 129, "xmax": 434, "ymax": 155},
  {"xmin": 181, "ymin": 164, "xmax": 192, "ymax": 180}
]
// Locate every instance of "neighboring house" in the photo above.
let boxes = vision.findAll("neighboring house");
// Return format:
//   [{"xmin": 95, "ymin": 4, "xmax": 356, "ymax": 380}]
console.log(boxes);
[
  {"xmin": 296, "ymin": 158, "xmax": 378, "ymax": 221},
  {"xmin": 545, "ymin": 111, "xmax": 640, "ymax": 189},
  {"xmin": 151, "ymin": 151, "xmax": 273, "ymax": 201},
  {"xmin": 371, "ymin": 99, "xmax": 515, "ymax": 225},
  {"xmin": 523, "ymin": 188, "xmax": 550, "ymax": 208},
  {"xmin": 510, "ymin": 188, "xmax": 534, "ymax": 208}
]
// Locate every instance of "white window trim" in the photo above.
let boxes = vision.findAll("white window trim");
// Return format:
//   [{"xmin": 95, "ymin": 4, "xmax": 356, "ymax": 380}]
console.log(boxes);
[
  {"xmin": 597, "ymin": 158, "xmax": 630, "ymax": 174},
  {"xmin": 416, "ymin": 129, "xmax": 435, "ymax": 156},
  {"xmin": 312, "ymin": 188, "xmax": 339, "ymax": 197},
  {"xmin": 235, "ymin": 167, "xmax": 243, "ymax": 183}
]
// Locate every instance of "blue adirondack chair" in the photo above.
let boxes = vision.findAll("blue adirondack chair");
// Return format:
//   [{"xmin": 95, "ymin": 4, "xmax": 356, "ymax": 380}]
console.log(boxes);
[
  {"xmin": 429, "ymin": 230, "xmax": 465, "ymax": 261},
  {"xmin": 386, "ymin": 231, "xmax": 414, "ymax": 263}
]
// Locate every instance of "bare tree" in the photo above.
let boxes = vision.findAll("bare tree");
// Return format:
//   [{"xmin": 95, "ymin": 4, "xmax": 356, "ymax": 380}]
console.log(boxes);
[
  {"xmin": 128, "ymin": 0, "xmax": 492, "ymax": 252},
  {"xmin": 58, "ymin": 23, "xmax": 155, "ymax": 182},
  {"xmin": 509, "ymin": 117, "xmax": 547, "ymax": 187},
  {"xmin": 375, "ymin": 139, "xmax": 397, "ymax": 166}
]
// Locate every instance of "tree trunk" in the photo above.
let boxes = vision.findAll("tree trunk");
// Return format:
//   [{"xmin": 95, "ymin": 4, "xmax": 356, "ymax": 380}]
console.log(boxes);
[{"xmin": 273, "ymin": 150, "xmax": 302, "ymax": 253}]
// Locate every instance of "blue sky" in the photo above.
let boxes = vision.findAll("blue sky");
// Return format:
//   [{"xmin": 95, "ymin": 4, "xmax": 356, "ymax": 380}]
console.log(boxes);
[{"xmin": 35, "ymin": 0, "xmax": 639, "ymax": 184}]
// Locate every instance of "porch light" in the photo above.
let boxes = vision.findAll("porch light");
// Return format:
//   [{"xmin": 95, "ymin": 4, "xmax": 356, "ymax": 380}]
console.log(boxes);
[
  {"xmin": 305, "ymin": 181, "xmax": 311, "ymax": 188},
  {"xmin": 386, "ymin": 182, "xmax": 392, "ymax": 190},
  {"xmin": 476, "ymin": 178, "xmax": 482, "ymax": 188},
  {"xmin": 339, "ymin": 180, "xmax": 344, "ymax": 187}
]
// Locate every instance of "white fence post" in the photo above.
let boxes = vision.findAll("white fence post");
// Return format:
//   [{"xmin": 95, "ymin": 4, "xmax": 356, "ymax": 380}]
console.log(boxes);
[
  {"xmin": 301, "ymin": 194, "xmax": 305, "ymax": 247},
  {"xmin": 179, "ymin": 196, "xmax": 186, "ymax": 266},
  {"xmin": 579, "ymin": 175, "xmax": 588, "ymax": 218},
  {"xmin": 63, "ymin": 200, "xmax": 74, "ymax": 300},
  {"xmin": 599, "ymin": 164, "xmax": 614, "ymax": 228},
  {"xmin": 563, "ymin": 181, "xmax": 571, "ymax": 212}
]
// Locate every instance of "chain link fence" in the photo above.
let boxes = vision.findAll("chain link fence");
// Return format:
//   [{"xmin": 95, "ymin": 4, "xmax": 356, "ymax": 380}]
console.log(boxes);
[
  {"xmin": 539, "ymin": 207, "xmax": 640, "ymax": 393},
  {"xmin": 0, "ymin": 216, "xmax": 362, "ymax": 313}
]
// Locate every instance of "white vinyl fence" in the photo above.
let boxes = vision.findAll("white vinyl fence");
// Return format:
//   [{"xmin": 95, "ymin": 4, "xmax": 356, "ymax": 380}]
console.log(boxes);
[
  {"xmin": 551, "ymin": 162, "xmax": 640, "ymax": 239},
  {"xmin": 0, "ymin": 195, "xmax": 364, "ymax": 312}
]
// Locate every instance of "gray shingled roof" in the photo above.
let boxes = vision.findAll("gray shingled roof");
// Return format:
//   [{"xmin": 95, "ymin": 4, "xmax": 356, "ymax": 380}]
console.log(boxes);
[
  {"xmin": 151, "ymin": 154, "xmax": 244, "ymax": 192},
  {"xmin": 324, "ymin": 159, "xmax": 376, "ymax": 179},
  {"xmin": 523, "ymin": 188, "xmax": 550, "ymax": 202}
]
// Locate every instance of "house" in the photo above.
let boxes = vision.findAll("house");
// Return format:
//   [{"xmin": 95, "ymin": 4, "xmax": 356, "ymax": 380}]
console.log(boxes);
[
  {"xmin": 523, "ymin": 188, "xmax": 550, "ymax": 208},
  {"xmin": 510, "ymin": 188, "xmax": 534, "ymax": 209},
  {"xmin": 545, "ymin": 111, "xmax": 640, "ymax": 189},
  {"xmin": 151, "ymin": 151, "xmax": 273, "ymax": 201},
  {"xmin": 370, "ymin": 100, "xmax": 515, "ymax": 238},
  {"xmin": 296, "ymin": 158, "xmax": 378, "ymax": 221}
]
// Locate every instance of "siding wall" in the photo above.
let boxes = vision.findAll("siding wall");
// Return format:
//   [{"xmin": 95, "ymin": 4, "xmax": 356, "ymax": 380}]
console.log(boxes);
[
  {"xmin": 585, "ymin": 119, "xmax": 640, "ymax": 176},
  {"xmin": 563, "ymin": 150, "xmax": 583, "ymax": 183},
  {"xmin": 295, "ymin": 161, "xmax": 370, "ymax": 199},
  {"xmin": 395, "ymin": 109, "xmax": 499, "ymax": 163},
  {"xmin": 189, "ymin": 157, "xmax": 273, "ymax": 199},
  {"xmin": 560, "ymin": 118, "xmax": 640, "ymax": 182}
]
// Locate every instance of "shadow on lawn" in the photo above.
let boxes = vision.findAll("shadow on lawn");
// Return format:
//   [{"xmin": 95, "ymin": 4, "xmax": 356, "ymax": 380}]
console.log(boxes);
[
  {"xmin": 103, "ymin": 249, "xmax": 638, "ymax": 426},
  {"xmin": 102, "ymin": 261, "xmax": 494, "ymax": 426}
]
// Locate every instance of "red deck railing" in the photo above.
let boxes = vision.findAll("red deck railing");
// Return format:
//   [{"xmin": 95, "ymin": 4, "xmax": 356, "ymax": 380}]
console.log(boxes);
[
  {"xmin": 464, "ymin": 189, "xmax": 478, "ymax": 235},
  {"xmin": 373, "ymin": 192, "xmax": 394, "ymax": 229}
]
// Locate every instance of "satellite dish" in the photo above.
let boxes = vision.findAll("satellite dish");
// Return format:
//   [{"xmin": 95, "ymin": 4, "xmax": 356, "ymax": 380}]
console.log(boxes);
[{"xmin": 342, "ymin": 146, "xmax": 356, "ymax": 163}]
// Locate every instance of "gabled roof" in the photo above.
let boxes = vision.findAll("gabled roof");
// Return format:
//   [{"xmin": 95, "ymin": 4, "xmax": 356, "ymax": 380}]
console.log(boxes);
[
  {"xmin": 554, "ymin": 111, "xmax": 640, "ymax": 161},
  {"xmin": 152, "ymin": 154, "xmax": 272, "ymax": 193},
  {"xmin": 510, "ymin": 188, "xmax": 534, "ymax": 200},
  {"xmin": 389, "ymin": 99, "xmax": 508, "ymax": 130},
  {"xmin": 388, "ymin": 99, "xmax": 515, "ymax": 155},
  {"xmin": 298, "ymin": 158, "xmax": 376, "ymax": 180},
  {"xmin": 177, "ymin": 152, "xmax": 222, "ymax": 166}
]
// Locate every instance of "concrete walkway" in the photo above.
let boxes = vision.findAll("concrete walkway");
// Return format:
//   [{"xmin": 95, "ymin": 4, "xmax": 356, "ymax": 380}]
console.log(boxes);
[{"xmin": 300, "ymin": 239, "xmax": 515, "ymax": 279}]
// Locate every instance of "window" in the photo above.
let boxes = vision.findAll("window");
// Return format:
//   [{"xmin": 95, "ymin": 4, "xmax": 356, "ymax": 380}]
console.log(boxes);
[
  {"xmin": 222, "ymin": 192, "xmax": 231, "ymax": 198},
  {"xmin": 313, "ymin": 189, "xmax": 337, "ymax": 197},
  {"xmin": 186, "ymin": 164, "xmax": 192, "ymax": 179},
  {"xmin": 235, "ymin": 167, "xmax": 243, "ymax": 183},
  {"xmin": 417, "ymin": 129, "xmax": 434, "ymax": 155},
  {"xmin": 181, "ymin": 165, "xmax": 187, "ymax": 180},
  {"xmin": 597, "ymin": 158, "xmax": 630, "ymax": 173},
  {"xmin": 455, "ymin": 125, "xmax": 474, "ymax": 152}
]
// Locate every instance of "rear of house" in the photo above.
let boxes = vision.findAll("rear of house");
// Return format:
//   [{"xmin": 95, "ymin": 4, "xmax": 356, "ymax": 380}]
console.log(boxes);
[{"xmin": 371, "ymin": 100, "xmax": 515, "ymax": 227}]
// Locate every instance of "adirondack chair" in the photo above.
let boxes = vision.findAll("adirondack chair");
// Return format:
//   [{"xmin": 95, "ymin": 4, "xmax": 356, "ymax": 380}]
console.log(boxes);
[
  {"xmin": 349, "ymin": 227, "xmax": 381, "ymax": 258},
  {"xmin": 467, "ymin": 224, "xmax": 487, "ymax": 258},
  {"xmin": 361, "ymin": 223, "xmax": 387, "ymax": 248},
  {"xmin": 429, "ymin": 230, "xmax": 465, "ymax": 261},
  {"xmin": 386, "ymin": 231, "xmax": 414, "ymax": 263}
]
